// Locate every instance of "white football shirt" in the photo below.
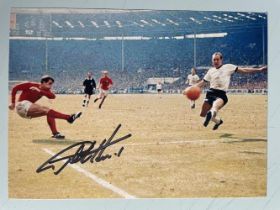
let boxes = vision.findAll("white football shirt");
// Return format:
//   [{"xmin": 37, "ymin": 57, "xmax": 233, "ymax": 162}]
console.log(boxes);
[
  {"xmin": 203, "ymin": 64, "xmax": 238, "ymax": 91},
  {"xmin": 156, "ymin": 83, "xmax": 162, "ymax": 90},
  {"xmin": 187, "ymin": 74, "xmax": 200, "ymax": 85}
]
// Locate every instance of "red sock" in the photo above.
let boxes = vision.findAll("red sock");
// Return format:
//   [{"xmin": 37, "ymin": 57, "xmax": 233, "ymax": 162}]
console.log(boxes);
[
  {"xmin": 47, "ymin": 116, "xmax": 58, "ymax": 135},
  {"xmin": 47, "ymin": 109, "xmax": 70, "ymax": 120}
]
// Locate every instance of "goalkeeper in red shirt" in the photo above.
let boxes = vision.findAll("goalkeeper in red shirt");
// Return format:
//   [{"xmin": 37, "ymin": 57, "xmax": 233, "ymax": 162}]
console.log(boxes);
[{"xmin": 9, "ymin": 75, "xmax": 82, "ymax": 139}]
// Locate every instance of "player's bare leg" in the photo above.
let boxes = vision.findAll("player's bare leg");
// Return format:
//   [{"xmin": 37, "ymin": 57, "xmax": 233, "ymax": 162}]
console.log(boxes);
[
  {"xmin": 95, "ymin": 92, "xmax": 104, "ymax": 105},
  {"xmin": 99, "ymin": 95, "xmax": 107, "ymax": 109},
  {"xmin": 94, "ymin": 95, "xmax": 101, "ymax": 103},
  {"xmin": 86, "ymin": 95, "xmax": 91, "ymax": 107},
  {"xmin": 210, "ymin": 98, "xmax": 224, "ymax": 130},
  {"xmin": 201, "ymin": 101, "xmax": 215, "ymax": 127},
  {"xmin": 26, "ymin": 103, "xmax": 49, "ymax": 118},
  {"xmin": 83, "ymin": 94, "xmax": 91, "ymax": 107},
  {"xmin": 190, "ymin": 100, "xmax": 195, "ymax": 109},
  {"xmin": 27, "ymin": 104, "xmax": 66, "ymax": 138},
  {"xmin": 203, "ymin": 98, "xmax": 224, "ymax": 128},
  {"xmin": 200, "ymin": 102, "xmax": 212, "ymax": 117},
  {"xmin": 27, "ymin": 103, "xmax": 82, "ymax": 139},
  {"xmin": 82, "ymin": 95, "xmax": 87, "ymax": 107}
]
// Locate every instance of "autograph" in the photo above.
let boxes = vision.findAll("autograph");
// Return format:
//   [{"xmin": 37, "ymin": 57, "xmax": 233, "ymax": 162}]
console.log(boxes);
[{"xmin": 36, "ymin": 124, "xmax": 132, "ymax": 175}]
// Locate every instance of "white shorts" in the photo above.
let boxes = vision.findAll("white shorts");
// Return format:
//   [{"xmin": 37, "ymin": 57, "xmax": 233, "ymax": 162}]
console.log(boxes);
[
  {"xmin": 16, "ymin": 100, "xmax": 32, "ymax": 119},
  {"xmin": 99, "ymin": 89, "xmax": 109, "ymax": 97}
]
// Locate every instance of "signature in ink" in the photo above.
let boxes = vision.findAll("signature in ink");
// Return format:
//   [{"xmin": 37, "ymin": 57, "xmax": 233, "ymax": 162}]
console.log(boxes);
[{"xmin": 36, "ymin": 124, "xmax": 132, "ymax": 175}]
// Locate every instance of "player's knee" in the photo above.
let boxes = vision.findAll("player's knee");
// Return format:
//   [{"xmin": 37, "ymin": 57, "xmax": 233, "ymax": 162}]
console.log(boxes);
[
  {"xmin": 200, "ymin": 112, "xmax": 206, "ymax": 117},
  {"xmin": 43, "ymin": 107, "xmax": 50, "ymax": 114}
]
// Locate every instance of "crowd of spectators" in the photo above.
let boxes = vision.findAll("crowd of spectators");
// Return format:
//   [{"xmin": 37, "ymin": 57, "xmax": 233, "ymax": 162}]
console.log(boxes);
[{"xmin": 9, "ymin": 29, "xmax": 267, "ymax": 93}]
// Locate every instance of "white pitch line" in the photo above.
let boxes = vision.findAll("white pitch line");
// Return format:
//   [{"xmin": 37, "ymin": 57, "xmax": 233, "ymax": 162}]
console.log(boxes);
[
  {"xmin": 123, "ymin": 137, "xmax": 266, "ymax": 147},
  {"xmin": 123, "ymin": 138, "xmax": 224, "ymax": 146},
  {"xmin": 42, "ymin": 148, "xmax": 136, "ymax": 199}
]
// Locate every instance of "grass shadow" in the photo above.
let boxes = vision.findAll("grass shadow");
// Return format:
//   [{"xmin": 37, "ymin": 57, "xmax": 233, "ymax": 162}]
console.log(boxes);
[
  {"xmin": 241, "ymin": 138, "xmax": 267, "ymax": 142},
  {"xmin": 219, "ymin": 133, "xmax": 237, "ymax": 139},
  {"xmin": 223, "ymin": 138, "xmax": 267, "ymax": 144},
  {"xmin": 239, "ymin": 151, "xmax": 265, "ymax": 155},
  {"xmin": 32, "ymin": 139, "xmax": 80, "ymax": 145}
]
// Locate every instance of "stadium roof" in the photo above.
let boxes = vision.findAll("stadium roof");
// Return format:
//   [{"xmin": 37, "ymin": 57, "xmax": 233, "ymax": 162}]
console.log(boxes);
[
  {"xmin": 10, "ymin": 8, "xmax": 267, "ymax": 38},
  {"xmin": 146, "ymin": 77, "xmax": 180, "ymax": 85},
  {"xmin": 11, "ymin": 8, "xmax": 153, "ymax": 14}
]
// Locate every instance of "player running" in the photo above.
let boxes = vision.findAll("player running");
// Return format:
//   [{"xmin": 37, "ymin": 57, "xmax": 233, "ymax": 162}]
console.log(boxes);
[
  {"xmin": 82, "ymin": 72, "xmax": 96, "ymax": 107},
  {"xmin": 9, "ymin": 75, "xmax": 82, "ymax": 139},
  {"xmin": 195, "ymin": 52, "xmax": 267, "ymax": 130},
  {"xmin": 94, "ymin": 70, "xmax": 113, "ymax": 109},
  {"xmin": 186, "ymin": 67, "xmax": 200, "ymax": 109}
]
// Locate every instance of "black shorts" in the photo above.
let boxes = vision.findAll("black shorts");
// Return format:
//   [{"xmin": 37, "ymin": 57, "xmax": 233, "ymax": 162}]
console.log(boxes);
[
  {"xmin": 157, "ymin": 89, "xmax": 162, "ymax": 92},
  {"xmin": 84, "ymin": 89, "xmax": 94, "ymax": 95},
  {"xmin": 205, "ymin": 88, "xmax": 228, "ymax": 106}
]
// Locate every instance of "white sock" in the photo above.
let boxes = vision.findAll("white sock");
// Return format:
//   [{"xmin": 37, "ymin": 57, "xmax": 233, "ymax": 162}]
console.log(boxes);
[
  {"xmin": 211, "ymin": 116, "xmax": 221, "ymax": 124},
  {"xmin": 210, "ymin": 109, "xmax": 221, "ymax": 124}
]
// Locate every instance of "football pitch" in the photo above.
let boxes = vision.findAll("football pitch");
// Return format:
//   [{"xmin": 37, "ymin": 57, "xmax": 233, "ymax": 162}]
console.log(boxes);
[{"xmin": 9, "ymin": 94, "xmax": 267, "ymax": 198}]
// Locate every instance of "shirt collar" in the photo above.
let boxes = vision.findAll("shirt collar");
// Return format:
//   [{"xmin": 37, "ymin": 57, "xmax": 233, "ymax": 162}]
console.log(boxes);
[{"xmin": 216, "ymin": 64, "xmax": 223, "ymax": 69}]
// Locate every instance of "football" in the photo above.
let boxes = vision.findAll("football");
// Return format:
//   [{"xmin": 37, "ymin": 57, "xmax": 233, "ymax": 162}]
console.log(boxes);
[{"xmin": 184, "ymin": 86, "xmax": 201, "ymax": 100}]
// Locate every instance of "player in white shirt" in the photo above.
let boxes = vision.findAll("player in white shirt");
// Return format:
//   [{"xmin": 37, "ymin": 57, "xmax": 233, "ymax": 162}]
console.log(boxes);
[
  {"xmin": 195, "ymin": 52, "xmax": 267, "ymax": 130},
  {"xmin": 156, "ymin": 82, "xmax": 163, "ymax": 94},
  {"xmin": 186, "ymin": 67, "xmax": 200, "ymax": 108}
]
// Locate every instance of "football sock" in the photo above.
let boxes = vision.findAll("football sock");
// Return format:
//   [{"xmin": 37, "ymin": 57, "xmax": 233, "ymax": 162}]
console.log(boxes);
[
  {"xmin": 99, "ymin": 96, "xmax": 107, "ymax": 108},
  {"xmin": 210, "ymin": 109, "xmax": 221, "ymax": 124},
  {"xmin": 47, "ymin": 116, "xmax": 58, "ymax": 135},
  {"xmin": 47, "ymin": 109, "xmax": 70, "ymax": 120},
  {"xmin": 211, "ymin": 116, "xmax": 221, "ymax": 124}
]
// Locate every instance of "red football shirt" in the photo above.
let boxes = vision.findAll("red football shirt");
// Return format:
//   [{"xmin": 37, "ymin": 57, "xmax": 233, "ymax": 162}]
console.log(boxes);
[
  {"xmin": 11, "ymin": 82, "xmax": 55, "ymax": 103},
  {"xmin": 99, "ymin": 77, "xmax": 113, "ymax": 90}
]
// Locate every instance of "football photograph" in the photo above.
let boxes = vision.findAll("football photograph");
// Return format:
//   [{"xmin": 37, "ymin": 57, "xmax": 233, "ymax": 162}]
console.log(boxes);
[{"xmin": 8, "ymin": 7, "xmax": 267, "ymax": 198}]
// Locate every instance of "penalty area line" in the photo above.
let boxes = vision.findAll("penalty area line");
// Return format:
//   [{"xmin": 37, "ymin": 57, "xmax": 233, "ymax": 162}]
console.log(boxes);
[{"xmin": 42, "ymin": 148, "xmax": 136, "ymax": 199}]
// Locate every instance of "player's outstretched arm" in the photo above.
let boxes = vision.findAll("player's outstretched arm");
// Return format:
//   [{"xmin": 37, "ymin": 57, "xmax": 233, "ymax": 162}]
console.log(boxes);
[
  {"xmin": 29, "ymin": 86, "xmax": 56, "ymax": 99},
  {"xmin": 40, "ymin": 89, "xmax": 56, "ymax": 99},
  {"xmin": 237, "ymin": 65, "xmax": 267, "ymax": 73},
  {"xmin": 195, "ymin": 80, "xmax": 207, "ymax": 88}
]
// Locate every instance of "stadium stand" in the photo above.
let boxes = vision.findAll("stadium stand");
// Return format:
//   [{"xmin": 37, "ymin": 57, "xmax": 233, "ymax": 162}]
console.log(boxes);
[{"xmin": 9, "ymin": 9, "xmax": 267, "ymax": 93}]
